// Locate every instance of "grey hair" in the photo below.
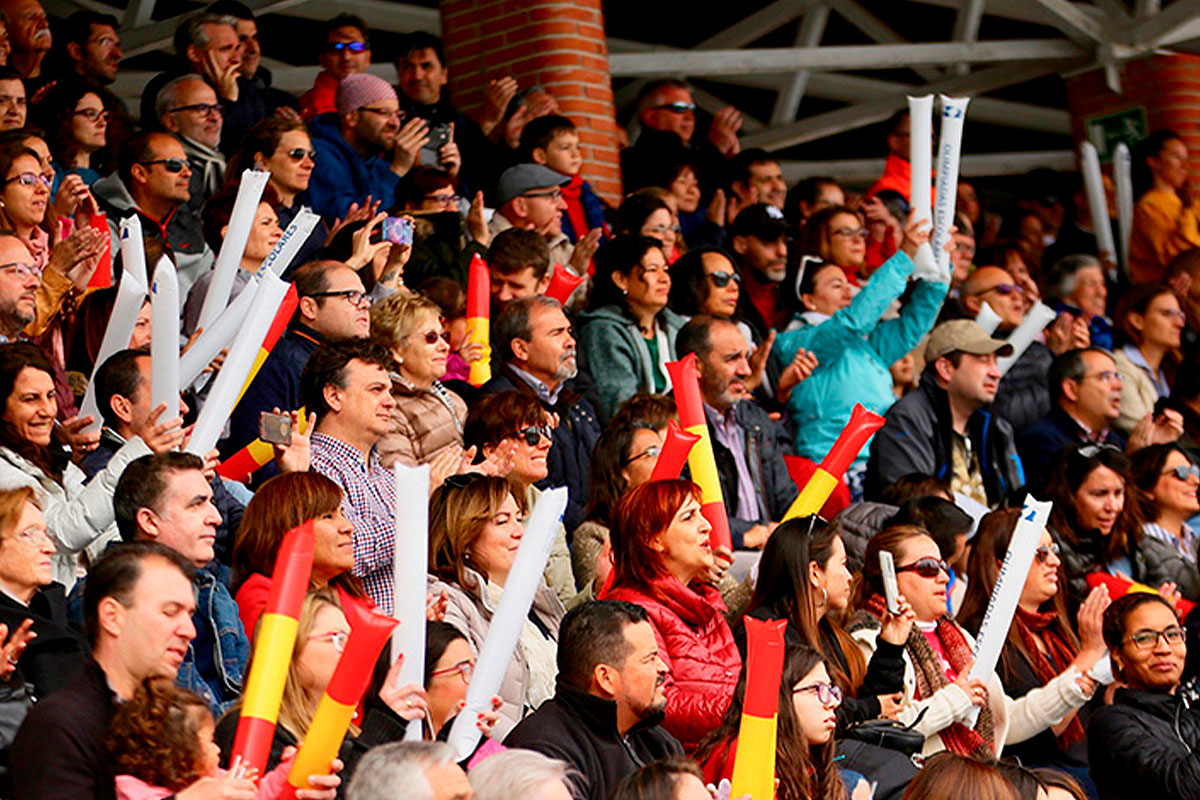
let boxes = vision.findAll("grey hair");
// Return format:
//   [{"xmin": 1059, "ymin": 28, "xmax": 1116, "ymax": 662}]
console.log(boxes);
[
  {"xmin": 184, "ymin": 13, "xmax": 238, "ymax": 49},
  {"xmin": 346, "ymin": 741, "xmax": 457, "ymax": 800},
  {"xmin": 469, "ymin": 750, "xmax": 579, "ymax": 800},
  {"xmin": 1048, "ymin": 253, "xmax": 1102, "ymax": 301},
  {"xmin": 155, "ymin": 74, "xmax": 208, "ymax": 122},
  {"xmin": 494, "ymin": 295, "xmax": 564, "ymax": 362}
]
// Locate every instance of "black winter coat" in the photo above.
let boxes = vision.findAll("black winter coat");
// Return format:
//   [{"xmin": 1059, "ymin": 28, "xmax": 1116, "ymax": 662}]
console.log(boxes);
[
  {"xmin": 0, "ymin": 585, "xmax": 87, "ymax": 700},
  {"xmin": 1088, "ymin": 687, "xmax": 1200, "ymax": 800},
  {"xmin": 992, "ymin": 341, "xmax": 1052, "ymax": 436}
]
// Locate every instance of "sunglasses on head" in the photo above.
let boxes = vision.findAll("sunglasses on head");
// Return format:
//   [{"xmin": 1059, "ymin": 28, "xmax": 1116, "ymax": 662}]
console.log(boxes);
[
  {"xmin": 285, "ymin": 148, "xmax": 317, "ymax": 162},
  {"xmin": 139, "ymin": 157, "xmax": 191, "ymax": 173},
  {"xmin": 895, "ymin": 557, "xmax": 949, "ymax": 579},
  {"xmin": 1034, "ymin": 542, "xmax": 1061, "ymax": 564},
  {"xmin": 514, "ymin": 424, "xmax": 552, "ymax": 446},
  {"xmin": 1166, "ymin": 463, "xmax": 1200, "ymax": 481},
  {"xmin": 326, "ymin": 40, "xmax": 367, "ymax": 53},
  {"xmin": 707, "ymin": 270, "xmax": 740, "ymax": 288}
]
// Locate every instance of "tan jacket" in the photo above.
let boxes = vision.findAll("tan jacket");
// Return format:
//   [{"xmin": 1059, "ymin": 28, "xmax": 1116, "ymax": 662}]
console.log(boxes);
[
  {"xmin": 377, "ymin": 377, "xmax": 466, "ymax": 469},
  {"xmin": 1113, "ymin": 346, "xmax": 1162, "ymax": 435}
]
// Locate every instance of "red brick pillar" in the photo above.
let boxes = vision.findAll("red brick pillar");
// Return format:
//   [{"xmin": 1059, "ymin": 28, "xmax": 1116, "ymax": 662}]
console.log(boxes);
[
  {"xmin": 1066, "ymin": 53, "xmax": 1200, "ymax": 175},
  {"xmin": 439, "ymin": 0, "xmax": 622, "ymax": 204}
]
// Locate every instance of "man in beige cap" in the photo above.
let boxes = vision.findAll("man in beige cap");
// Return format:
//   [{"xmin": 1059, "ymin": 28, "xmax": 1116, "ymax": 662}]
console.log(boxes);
[{"xmin": 866, "ymin": 319, "xmax": 1021, "ymax": 508}]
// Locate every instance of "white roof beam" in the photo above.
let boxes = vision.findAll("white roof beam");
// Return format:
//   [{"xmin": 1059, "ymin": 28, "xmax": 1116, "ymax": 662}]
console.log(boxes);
[
  {"xmin": 951, "ymin": 0, "xmax": 986, "ymax": 75},
  {"xmin": 770, "ymin": 4, "xmax": 830, "ymax": 125},
  {"xmin": 608, "ymin": 39, "xmax": 1087, "ymax": 77},
  {"xmin": 1121, "ymin": 0, "xmax": 1200, "ymax": 46},
  {"xmin": 695, "ymin": 0, "xmax": 823, "ymax": 49},
  {"xmin": 280, "ymin": 0, "xmax": 440, "ymax": 33},
  {"xmin": 1024, "ymin": 0, "xmax": 1110, "ymax": 43},
  {"xmin": 780, "ymin": 150, "xmax": 1077, "ymax": 182},
  {"xmin": 830, "ymin": 0, "xmax": 943, "ymax": 81}
]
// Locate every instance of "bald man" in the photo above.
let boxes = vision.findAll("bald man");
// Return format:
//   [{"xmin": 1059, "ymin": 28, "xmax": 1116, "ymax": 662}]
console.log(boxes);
[{"xmin": 961, "ymin": 266, "xmax": 1026, "ymax": 332}]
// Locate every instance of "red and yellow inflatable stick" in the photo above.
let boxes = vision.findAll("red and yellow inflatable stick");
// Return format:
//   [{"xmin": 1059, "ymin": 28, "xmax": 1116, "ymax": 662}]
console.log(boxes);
[
  {"xmin": 285, "ymin": 598, "xmax": 398, "ymax": 796},
  {"xmin": 236, "ymin": 284, "xmax": 299, "ymax": 407},
  {"xmin": 466, "ymin": 253, "xmax": 491, "ymax": 387},
  {"xmin": 544, "ymin": 263, "xmax": 585, "ymax": 304},
  {"xmin": 730, "ymin": 617, "xmax": 788, "ymax": 800},
  {"xmin": 230, "ymin": 520, "xmax": 315, "ymax": 779},
  {"xmin": 216, "ymin": 408, "xmax": 309, "ymax": 483},
  {"xmin": 665, "ymin": 353, "xmax": 732, "ymax": 550},
  {"xmin": 782, "ymin": 403, "xmax": 884, "ymax": 521},
  {"xmin": 1086, "ymin": 572, "xmax": 1196, "ymax": 617},
  {"xmin": 649, "ymin": 419, "xmax": 700, "ymax": 482}
]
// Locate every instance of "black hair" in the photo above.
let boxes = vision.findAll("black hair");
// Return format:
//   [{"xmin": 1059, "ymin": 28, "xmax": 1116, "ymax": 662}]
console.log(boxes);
[
  {"xmin": 518, "ymin": 114, "xmax": 577, "ymax": 161},
  {"xmin": 887, "ymin": 496, "xmax": 972, "ymax": 562},
  {"xmin": 586, "ymin": 235, "xmax": 663, "ymax": 315},
  {"xmin": 398, "ymin": 31, "xmax": 444, "ymax": 66},
  {"xmin": 83, "ymin": 541, "xmax": 195, "ymax": 647},
  {"xmin": 423, "ymin": 620, "xmax": 467, "ymax": 685},
  {"xmin": 557, "ymin": 600, "xmax": 650, "ymax": 690},
  {"xmin": 673, "ymin": 314, "xmax": 725, "ymax": 361},
  {"xmin": 1048, "ymin": 347, "xmax": 1114, "ymax": 405},
  {"xmin": 94, "ymin": 348, "xmax": 149, "ymax": 430},
  {"xmin": 667, "ymin": 246, "xmax": 738, "ymax": 318},
  {"xmin": 1133, "ymin": 129, "xmax": 1183, "ymax": 199},
  {"xmin": 113, "ymin": 452, "xmax": 207, "ymax": 543},
  {"xmin": 299, "ymin": 338, "xmax": 396, "ymax": 419},
  {"xmin": 322, "ymin": 14, "xmax": 369, "ymax": 47}
]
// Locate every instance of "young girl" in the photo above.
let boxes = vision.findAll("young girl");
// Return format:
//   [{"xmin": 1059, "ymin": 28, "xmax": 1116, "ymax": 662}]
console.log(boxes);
[{"xmin": 106, "ymin": 677, "xmax": 338, "ymax": 800}]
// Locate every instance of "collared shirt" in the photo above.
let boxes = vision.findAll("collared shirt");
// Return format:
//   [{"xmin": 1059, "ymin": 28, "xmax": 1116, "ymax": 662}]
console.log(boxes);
[
  {"xmin": 1143, "ymin": 520, "xmax": 1200, "ymax": 561},
  {"xmin": 1065, "ymin": 410, "xmax": 1113, "ymax": 444},
  {"xmin": 705, "ymin": 402, "xmax": 758, "ymax": 522},
  {"xmin": 310, "ymin": 432, "xmax": 398, "ymax": 612},
  {"xmin": 1123, "ymin": 343, "xmax": 1172, "ymax": 399},
  {"xmin": 509, "ymin": 364, "xmax": 562, "ymax": 405}
]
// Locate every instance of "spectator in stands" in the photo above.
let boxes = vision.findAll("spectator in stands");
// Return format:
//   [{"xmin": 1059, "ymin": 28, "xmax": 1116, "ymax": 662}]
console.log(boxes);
[
  {"xmin": 469, "ymin": 750, "xmax": 577, "ymax": 800},
  {"xmin": 786, "ymin": 176, "xmax": 844, "ymax": 232},
  {"xmin": 603, "ymin": 479, "xmax": 741, "ymax": 750},
  {"xmin": 32, "ymin": 79, "xmax": 109, "ymax": 193},
  {"xmin": 484, "ymin": 295, "xmax": 601, "ymax": 532},
  {"xmin": 309, "ymin": 72, "xmax": 425, "ymax": 221},
  {"xmin": 228, "ymin": 260, "xmax": 369, "ymax": 458},
  {"xmin": 895, "ymin": 753, "xmax": 1018, "ymax": 800},
  {"xmin": 1089, "ymin": 593, "xmax": 1200, "ymax": 800},
  {"xmin": 852, "ymin": 525, "xmax": 1092, "ymax": 759},
  {"xmin": 521, "ymin": 114, "xmax": 606, "ymax": 245},
  {"xmin": 579, "ymin": 236, "xmax": 683, "ymax": 418},
  {"xmin": 675, "ymin": 315, "xmax": 795, "ymax": 549},
  {"xmin": 743, "ymin": 516, "xmax": 909, "ymax": 732},
  {"xmin": 488, "ymin": 228, "xmax": 551, "ymax": 313},
  {"xmin": 231, "ymin": 471, "xmax": 370, "ymax": 636},
  {"xmin": 1113, "ymin": 284, "xmax": 1184, "ymax": 434},
  {"xmin": 301, "ymin": 14, "xmax": 371, "ymax": 121},
  {"xmin": 427, "ymin": 474, "xmax": 565, "ymax": 738},
  {"xmin": 777, "ymin": 219, "xmax": 945, "ymax": 499},
  {"xmin": 9, "ymin": 541, "xmax": 196, "ymax": 800},
  {"xmin": 303, "ymin": 338, "xmax": 399, "ymax": 611},
  {"xmin": 728, "ymin": 148, "xmax": 786, "ymax": 212},
  {"xmin": 608, "ymin": 758, "xmax": 712, "ymax": 800},
  {"xmin": 959, "ymin": 509, "xmax": 1109, "ymax": 787},
  {"xmin": 0, "ymin": 69, "xmax": 23, "ymax": 131},
  {"xmin": 1018, "ymin": 349, "xmax": 1126, "ymax": 492},
  {"xmin": 369, "ymin": 289, "xmax": 466, "ymax": 469},
  {"xmin": 730, "ymin": 204, "xmax": 790, "ymax": 338},
  {"xmin": 157, "ymin": 75, "xmax": 225, "ymax": 202},
  {"xmin": 667, "ymin": 247, "xmax": 743, "ymax": 322},
  {"xmin": 696, "ymin": 644, "xmax": 847, "ymax": 800},
  {"xmin": 392, "ymin": 165, "xmax": 489, "ymax": 289},
  {"xmin": 0, "ymin": 0, "xmax": 49, "ymax": 79},
  {"xmin": 93, "ymin": 131, "xmax": 214, "ymax": 295},
  {"xmin": 207, "ymin": 0, "xmax": 299, "ymax": 117},
  {"xmin": 394, "ymin": 31, "xmax": 494, "ymax": 196},
  {"xmin": 0, "ymin": 342, "xmax": 155, "ymax": 588},
  {"xmin": 347, "ymin": 741, "xmax": 470, "ymax": 800},
  {"xmin": 798, "ymin": 205, "xmax": 871, "ymax": 284},
  {"xmin": 1130, "ymin": 443, "xmax": 1200, "ymax": 601},
  {"xmin": 504, "ymin": 601, "xmax": 681, "ymax": 800},
  {"xmin": 865, "ymin": 110, "xmax": 917, "ymax": 202},
  {"xmin": 1048, "ymin": 254, "xmax": 1113, "ymax": 351},
  {"xmin": 228, "ymin": 117, "xmax": 325, "ymax": 270},
  {"xmin": 489, "ymin": 163, "xmax": 579, "ymax": 270},
  {"xmin": 615, "ymin": 193, "xmax": 677, "ymax": 263},
  {"xmin": 57, "ymin": 10, "xmax": 120, "ymax": 87},
  {"xmin": 867, "ymin": 320, "xmax": 1022, "ymax": 508},
  {"xmin": 0, "ymin": 487, "xmax": 88, "ymax": 701},
  {"xmin": 112, "ymin": 452, "xmax": 248, "ymax": 716},
  {"xmin": 1129, "ymin": 130, "xmax": 1200, "ymax": 285}
]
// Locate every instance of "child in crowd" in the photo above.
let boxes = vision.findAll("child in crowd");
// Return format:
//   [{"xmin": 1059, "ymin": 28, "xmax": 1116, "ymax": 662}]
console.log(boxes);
[{"xmin": 520, "ymin": 114, "xmax": 608, "ymax": 244}]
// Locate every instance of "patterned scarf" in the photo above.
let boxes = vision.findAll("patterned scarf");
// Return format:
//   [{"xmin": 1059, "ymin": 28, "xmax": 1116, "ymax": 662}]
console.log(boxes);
[
  {"xmin": 1014, "ymin": 606, "xmax": 1084, "ymax": 748},
  {"xmin": 866, "ymin": 594, "xmax": 996, "ymax": 758}
]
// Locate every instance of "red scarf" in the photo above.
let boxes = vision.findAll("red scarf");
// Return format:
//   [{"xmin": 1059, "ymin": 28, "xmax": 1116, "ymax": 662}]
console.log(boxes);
[
  {"xmin": 1014, "ymin": 606, "xmax": 1084, "ymax": 748},
  {"xmin": 560, "ymin": 173, "xmax": 588, "ymax": 244}
]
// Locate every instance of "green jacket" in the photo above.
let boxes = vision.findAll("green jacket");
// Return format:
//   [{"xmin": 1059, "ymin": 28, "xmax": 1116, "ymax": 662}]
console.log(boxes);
[{"xmin": 577, "ymin": 304, "xmax": 687, "ymax": 418}]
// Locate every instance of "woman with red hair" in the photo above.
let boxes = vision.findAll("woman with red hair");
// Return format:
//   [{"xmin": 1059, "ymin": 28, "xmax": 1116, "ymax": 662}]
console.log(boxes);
[{"xmin": 602, "ymin": 479, "xmax": 742, "ymax": 750}]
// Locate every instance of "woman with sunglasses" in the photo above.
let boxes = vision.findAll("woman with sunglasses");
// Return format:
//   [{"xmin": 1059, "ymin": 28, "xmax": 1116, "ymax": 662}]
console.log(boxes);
[
  {"xmin": 851, "ymin": 525, "xmax": 1092, "ymax": 759},
  {"xmin": 32, "ymin": 80, "xmax": 110, "ymax": 194},
  {"xmin": 602, "ymin": 479, "xmax": 741, "ymax": 751},
  {"xmin": 1113, "ymin": 283, "xmax": 1184, "ymax": 434},
  {"xmin": 1129, "ymin": 129, "xmax": 1200, "ymax": 285},
  {"xmin": 696, "ymin": 644, "xmax": 849, "ymax": 800},
  {"xmin": 579, "ymin": 235, "xmax": 683, "ymax": 418},
  {"xmin": 1087, "ymin": 593, "xmax": 1200, "ymax": 800},
  {"xmin": 959, "ymin": 509, "xmax": 1109, "ymax": 789},
  {"xmin": 774, "ymin": 216, "xmax": 946, "ymax": 500},
  {"xmin": 1130, "ymin": 443, "xmax": 1200, "ymax": 601},
  {"xmin": 427, "ymin": 474, "xmax": 565, "ymax": 739}
]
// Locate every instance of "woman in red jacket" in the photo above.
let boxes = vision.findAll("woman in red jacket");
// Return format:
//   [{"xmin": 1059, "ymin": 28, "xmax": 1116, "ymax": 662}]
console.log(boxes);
[{"xmin": 602, "ymin": 479, "xmax": 742, "ymax": 750}]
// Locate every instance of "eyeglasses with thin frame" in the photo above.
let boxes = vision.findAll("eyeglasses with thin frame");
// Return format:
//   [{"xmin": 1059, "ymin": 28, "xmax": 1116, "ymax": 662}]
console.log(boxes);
[
  {"xmin": 793, "ymin": 681, "xmax": 843, "ymax": 706},
  {"xmin": 73, "ymin": 107, "xmax": 109, "ymax": 122},
  {"xmin": 139, "ymin": 158, "xmax": 192, "ymax": 174},
  {"xmin": 1081, "ymin": 370, "xmax": 1120, "ymax": 385},
  {"xmin": 285, "ymin": 148, "xmax": 317, "ymax": 162},
  {"xmin": 522, "ymin": 188, "xmax": 563, "ymax": 201},
  {"xmin": 513, "ymin": 424, "xmax": 552, "ymax": 446},
  {"xmin": 430, "ymin": 659, "xmax": 474, "ymax": 685},
  {"xmin": 306, "ymin": 289, "xmax": 368, "ymax": 307},
  {"xmin": 974, "ymin": 283, "xmax": 1025, "ymax": 297},
  {"xmin": 359, "ymin": 106, "xmax": 403, "ymax": 120},
  {"xmin": 0, "ymin": 261, "xmax": 41, "ymax": 281},
  {"xmin": 4, "ymin": 172, "xmax": 49, "ymax": 188},
  {"xmin": 1164, "ymin": 463, "xmax": 1200, "ymax": 482},
  {"xmin": 707, "ymin": 270, "xmax": 741, "ymax": 288},
  {"xmin": 1034, "ymin": 542, "xmax": 1060, "ymax": 564},
  {"xmin": 1125, "ymin": 625, "xmax": 1186, "ymax": 651},
  {"xmin": 169, "ymin": 102, "xmax": 221, "ymax": 117},
  {"xmin": 623, "ymin": 444, "xmax": 661, "ymax": 465},
  {"xmin": 326, "ymin": 40, "xmax": 368, "ymax": 53},
  {"xmin": 1076, "ymin": 443, "xmax": 1120, "ymax": 459},
  {"xmin": 7, "ymin": 525, "xmax": 53, "ymax": 546},
  {"xmin": 309, "ymin": 630, "xmax": 349, "ymax": 652},
  {"xmin": 1153, "ymin": 308, "xmax": 1187, "ymax": 322},
  {"xmin": 895, "ymin": 557, "xmax": 949, "ymax": 579},
  {"xmin": 830, "ymin": 227, "xmax": 869, "ymax": 239},
  {"xmin": 426, "ymin": 192, "xmax": 463, "ymax": 204},
  {"xmin": 653, "ymin": 102, "xmax": 695, "ymax": 114}
]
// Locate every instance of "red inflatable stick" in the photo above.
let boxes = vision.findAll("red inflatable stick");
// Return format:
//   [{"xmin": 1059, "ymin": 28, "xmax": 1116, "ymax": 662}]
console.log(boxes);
[
  {"xmin": 649, "ymin": 419, "xmax": 700, "ymax": 482},
  {"xmin": 544, "ymin": 263, "xmax": 585, "ymax": 304},
  {"xmin": 1085, "ymin": 571, "xmax": 1195, "ymax": 618},
  {"xmin": 665, "ymin": 353, "xmax": 732, "ymax": 550}
]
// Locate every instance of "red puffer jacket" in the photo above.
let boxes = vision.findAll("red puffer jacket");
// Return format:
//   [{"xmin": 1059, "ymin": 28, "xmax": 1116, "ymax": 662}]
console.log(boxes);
[{"xmin": 606, "ymin": 576, "xmax": 742, "ymax": 750}]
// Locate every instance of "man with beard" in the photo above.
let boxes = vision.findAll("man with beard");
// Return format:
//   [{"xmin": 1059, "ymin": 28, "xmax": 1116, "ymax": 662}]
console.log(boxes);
[
  {"xmin": 309, "ymin": 72, "xmax": 427, "ymax": 220},
  {"xmin": 482, "ymin": 295, "xmax": 602, "ymax": 532},
  {"xmin": 730, "ymin": 203, "xmax": 790, "ymax": 338},
  {"xmin": 0, "ymin": 234, "xmax": 38, "ymax": 344},
  {"xmin": 504, "ymin": 601, "xmax": 681, "ymax": 800},
  {"xmin": 676, "ymin": 315, "xmax": 797, "ymax": 550}
]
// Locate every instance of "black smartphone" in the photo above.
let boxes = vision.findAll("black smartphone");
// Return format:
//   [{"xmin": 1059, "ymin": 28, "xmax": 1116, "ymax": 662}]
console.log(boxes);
[{"xmin": 259, "ymin": 411, "xmax": 292, "ymax": 446}]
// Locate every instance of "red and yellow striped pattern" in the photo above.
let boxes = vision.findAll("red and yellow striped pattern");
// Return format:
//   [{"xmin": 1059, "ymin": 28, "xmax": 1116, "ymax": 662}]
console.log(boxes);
[
  {"xmin": 216, "ymin": 408, "xmax": 309, "ymax": 483},
  {"xmin": 466, "ymin": 253, "xmax": 491, "ymax": 387},
  {"xmin": 665, "ymin": 354, "xmax": 732, "ymax": 550},
  {"xmin": 730, "ymin": 617, "xmax": 788, "ymax": 800},
  {"xmin": 648, "ymin": 419, "xmax": 700, "ymax": 482},
  {"xmin": 782, "ymin": 403, "xmax": 885, "ymax": 521},
  {"xmin": 235, "ymin": 284, "xmax": 299, "ymax": 408}
]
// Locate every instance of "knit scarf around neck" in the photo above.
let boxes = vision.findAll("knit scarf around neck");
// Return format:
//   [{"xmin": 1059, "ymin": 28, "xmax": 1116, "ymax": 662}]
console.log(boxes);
[{"xmin": 1014, "ymin": 606, "xmax": 1084, "ymax": 748}]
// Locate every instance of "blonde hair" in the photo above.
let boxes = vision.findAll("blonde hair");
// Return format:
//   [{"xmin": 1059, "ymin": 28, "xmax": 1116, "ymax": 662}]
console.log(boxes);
[
  {"xmin": 0, "ymin": 487, "xmax": 37, "ymax": 546},
  {"xmin": 369, "ymin": 289, "xmax": 442, "ymax": 353}
]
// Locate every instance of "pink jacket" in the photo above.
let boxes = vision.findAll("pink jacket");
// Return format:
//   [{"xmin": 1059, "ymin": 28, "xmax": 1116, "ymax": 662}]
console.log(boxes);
[{"xmin": 115, "ymin": 761, "xmax": 291, "ymax": 800}]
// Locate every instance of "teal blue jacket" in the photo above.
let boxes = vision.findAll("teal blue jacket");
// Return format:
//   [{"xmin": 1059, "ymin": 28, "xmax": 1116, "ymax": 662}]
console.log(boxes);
[{"xmin": 772, "ymin": 251, "xmax": 947, "ymax": 466}]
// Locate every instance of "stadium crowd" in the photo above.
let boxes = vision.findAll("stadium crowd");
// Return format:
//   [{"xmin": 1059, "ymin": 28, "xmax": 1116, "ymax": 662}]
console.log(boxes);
[{"xmin": 0, "ymin": 3, "xmax": 1194, "ymax": 800}]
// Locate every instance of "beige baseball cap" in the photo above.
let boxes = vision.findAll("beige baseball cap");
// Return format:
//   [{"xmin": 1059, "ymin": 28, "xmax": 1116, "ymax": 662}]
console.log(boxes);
[{"xmin": 924, "ymin": 319, "xmax": 1015, "ymax": 363}]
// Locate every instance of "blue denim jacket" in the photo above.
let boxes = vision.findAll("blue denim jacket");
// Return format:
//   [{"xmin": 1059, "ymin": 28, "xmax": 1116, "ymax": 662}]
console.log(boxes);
[{"xmin": 176, "ymin": 566, "xmax": 249, "ymax": 717}]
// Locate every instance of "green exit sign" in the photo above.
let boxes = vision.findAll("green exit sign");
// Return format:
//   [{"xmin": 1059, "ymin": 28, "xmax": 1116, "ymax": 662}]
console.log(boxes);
[{"xmin": 1085, "ymin": 107, "xmax": 1148, "ymax": 162}]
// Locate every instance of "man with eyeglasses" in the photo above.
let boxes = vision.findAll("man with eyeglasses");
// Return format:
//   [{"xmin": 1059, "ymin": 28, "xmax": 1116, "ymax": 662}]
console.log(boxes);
[
  {"xmin": 675, "ymin": 315, "xmax": 796, "ymax": 550},
  {"xmin": 490, "ymin": 164, "xmax": 587, "ymax": 273},
  {"xmin": 309, "ymin": 72, "xmax": 428, "ymax": 221},
  {"xmin": 227, "ymin": 261, "xmax": 370, "ymax": 465},
  {"xmin": 484, "ymin": 296, "xmax": 602, "ymax": 533},
  {"xmin": 867, "ymin": 320, "xmax": 1022, "ymax": 509},
  {"xmin": 729, "ymin": 203, "xmax": 790, "ymax": 339},
  {"xmin": 156, "ymin": 75, "xmax": 225, "ymax": 202},
  {"xmin": 504, "ymin": 601, "xmax": 680, "ymax": 800},
  {"xmin": 301, "ymin": 14, "xmax": 371, "ymax": 121},
  {"xmin": 0, "ymin": 234, "xmax": 39, "ymax": 345},
  {"xmin": 93, "ymin": 131, "xmax": 214, "ymax": 296},
  {"xmin": 52, "ymin": 11, "xmax": 135, "ymax": 151}
]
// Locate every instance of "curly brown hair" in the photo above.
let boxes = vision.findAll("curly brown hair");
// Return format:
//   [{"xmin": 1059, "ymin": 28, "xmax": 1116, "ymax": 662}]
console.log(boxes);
[{"xmin": 105, "ymin": 677, "xmax": 211, "ymax": 791}]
